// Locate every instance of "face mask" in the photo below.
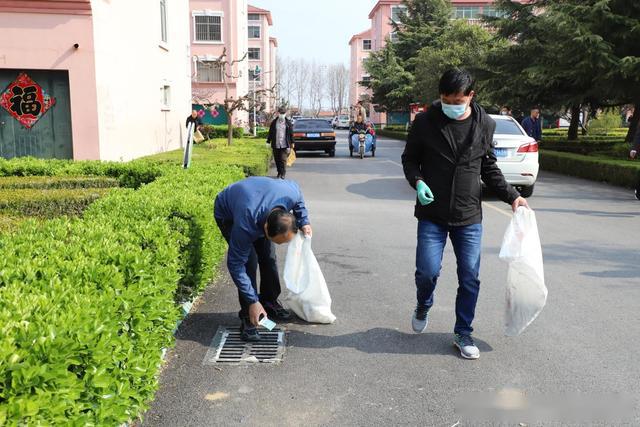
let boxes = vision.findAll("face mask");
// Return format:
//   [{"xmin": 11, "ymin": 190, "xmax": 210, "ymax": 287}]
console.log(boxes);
[
  {"xmin": 441, "ymin": 102, "xmax": 468, "ymax": 120},
  {"xmin": 279, "ymin": 114, "xmax": 286, "ymax": 120}
]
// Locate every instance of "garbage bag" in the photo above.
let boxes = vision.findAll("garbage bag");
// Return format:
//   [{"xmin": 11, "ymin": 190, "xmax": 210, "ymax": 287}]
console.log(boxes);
[
  {"xmin": 286, "ymin": 149, "xmax": 296, "ymax": 167},
  {"xmin": 283, "ymin": 233, "xmax": 336, "ymax": 324},
  {"xmin": 499, "ymin": 207, "xmax": 547, "ymax": 336}
]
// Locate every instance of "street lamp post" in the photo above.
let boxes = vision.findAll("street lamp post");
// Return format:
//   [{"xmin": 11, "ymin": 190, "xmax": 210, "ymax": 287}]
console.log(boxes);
[{"xmin": 253, "ymin": 65, "xmax": 261, "ymax": 137}]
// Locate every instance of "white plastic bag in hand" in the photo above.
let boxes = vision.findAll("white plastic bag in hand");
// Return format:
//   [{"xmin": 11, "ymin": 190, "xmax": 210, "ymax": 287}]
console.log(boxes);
[
  {"xmin": 499, "ymin": 207, "xmax": 547, "ymax": 336},
  {"xmin": 283, "ymin": 233, "xmax": 336, "ymax": 324}
]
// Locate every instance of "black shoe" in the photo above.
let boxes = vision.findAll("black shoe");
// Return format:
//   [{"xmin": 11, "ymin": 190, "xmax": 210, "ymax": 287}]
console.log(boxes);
[
  {"xmin": 279, "ymin": 174, "xmax": 286, "ymax": 180},
  {"xmin": 240, "ymin": 317, "xmax": 261, "ymax": 342},
  {"xmin": 263, "ymin": 300, "xmax": 292, "ymax": 321},
  {"xmin": 635, "ymin": 189, "xmax": 640, "ymax": 201}
]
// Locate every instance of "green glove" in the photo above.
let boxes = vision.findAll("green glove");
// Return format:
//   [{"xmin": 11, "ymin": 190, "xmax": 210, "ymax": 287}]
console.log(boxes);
[{"xmin": 416, "ymin": 180, "xmax": 435, "ymax": 206}]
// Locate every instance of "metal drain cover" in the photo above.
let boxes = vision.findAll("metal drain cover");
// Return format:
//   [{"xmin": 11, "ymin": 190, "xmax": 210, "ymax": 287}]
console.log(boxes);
[{"xmin": 203, "ymin": 326, "xmax": 286, "ymax": 365}]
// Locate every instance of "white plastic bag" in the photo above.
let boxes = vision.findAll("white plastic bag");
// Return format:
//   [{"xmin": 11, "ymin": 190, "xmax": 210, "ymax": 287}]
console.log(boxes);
[
  {"xmin": 283, "ymin": 233, "xmax": 336, "ymax": 324},
  {"xmin": 499, "ymin": 207, "xmax": 547, "ymax": 336}
]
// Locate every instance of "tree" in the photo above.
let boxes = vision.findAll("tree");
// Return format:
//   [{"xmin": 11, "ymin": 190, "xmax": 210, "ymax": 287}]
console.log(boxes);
[
  {"xmin": 308, "ymin": 62, "xmax": 326, "ymax": 117},
  {"xmin": 363, "ymin": 45, "xmax": 414, "ymax": 112},
  {"xmin": 293, "ymin": 58, "xmax": 309, "ymax": 114},
  {"xmin": 413, "ymin": 19, "xmax": 498, "ymax": 104},
  {"xmin": 484, "ymin": 0, "xmax": 640, "ymax": 140}
]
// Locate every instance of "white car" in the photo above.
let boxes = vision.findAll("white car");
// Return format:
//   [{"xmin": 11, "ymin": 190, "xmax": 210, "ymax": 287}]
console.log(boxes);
[
  {"xmin": 490, "ymin": 114, "xmax": 539, "ymax": 198},
  {"xmin": 335, "ymin": 115, "xmax": 350, "ymax": 129}
]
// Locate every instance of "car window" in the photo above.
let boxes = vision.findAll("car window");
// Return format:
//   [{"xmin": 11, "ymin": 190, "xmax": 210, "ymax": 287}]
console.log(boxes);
[
  {"xmin": 294, "ymin": 120, "xmax": 333, "ymax": 131},
  {"xmin": 494, "ymin": 119, "xmax": 525, "ymax": 136},
  {"xmin": 339, "ymin": 115, "xmax": 349, "ymax": 120}
]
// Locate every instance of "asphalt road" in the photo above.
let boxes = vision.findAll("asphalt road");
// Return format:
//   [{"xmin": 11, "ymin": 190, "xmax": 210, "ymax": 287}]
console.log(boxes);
[{"xmin": 143, "ymin": 130, "xmax": 640, "ymax": 426}]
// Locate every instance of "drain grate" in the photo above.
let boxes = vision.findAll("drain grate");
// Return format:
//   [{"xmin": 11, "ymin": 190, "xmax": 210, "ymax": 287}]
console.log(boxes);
[{"xmin": 203, "ymin": 326, "xmax": 286, "ymax": 365}]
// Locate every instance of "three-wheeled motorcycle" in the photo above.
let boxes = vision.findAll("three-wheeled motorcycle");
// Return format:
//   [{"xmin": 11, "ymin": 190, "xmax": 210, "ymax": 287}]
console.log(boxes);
[{"xmin": 349, "ymin": 127, "xmax": 376, "ymax": 159}]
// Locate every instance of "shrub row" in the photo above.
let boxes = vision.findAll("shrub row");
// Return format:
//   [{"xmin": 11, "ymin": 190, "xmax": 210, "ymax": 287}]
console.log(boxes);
[
  {"xmin": 376, "ymin": 129, "xmax": 408, "ymax": 140},
  {"xmin": 0, "ymin": 176, "xmax": 119, "ymax": 190},
  {"xmin": 0, "ymin": 164, "xmax": 245, "ymax": 425},
  {"xmin": 540, "ymin": 150, "xmax": 640, "ymax": 188},
  {"xmin": 200, "ymin": 125, "xmax": 244, "ymax": 140},
  {"xmin": 0, "ymin": 188, "xmax": 112, "ymax": 218},
  {"xmin": 0, "ymin": 157, "xmax": 163, "ymax": 189}
]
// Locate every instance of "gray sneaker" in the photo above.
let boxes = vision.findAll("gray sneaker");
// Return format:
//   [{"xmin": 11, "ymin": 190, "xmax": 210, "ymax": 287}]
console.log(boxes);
[
  {"xmin": 454, "ymin": 334, "xmax": 480, "ymax": 359},
  {"xmin": 411, "ymin": 305, "xmax": 429, "ymax": 333}
]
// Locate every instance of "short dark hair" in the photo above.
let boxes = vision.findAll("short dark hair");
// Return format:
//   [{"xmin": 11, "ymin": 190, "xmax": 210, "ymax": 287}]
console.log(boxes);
[
  {"xmin": 266, "ymin": 209, "xmax": 298, "ymax": 238},
  {"xmin": 439, "ymin": 68, "xmax": 475, "ymax": 96},
  {"xmin": 278, "ymin": 106, "xmax": 287, "ymax": 114}
]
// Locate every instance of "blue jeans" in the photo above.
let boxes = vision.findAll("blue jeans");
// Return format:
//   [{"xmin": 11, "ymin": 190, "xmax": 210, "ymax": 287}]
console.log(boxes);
[{"xmin": 415, "ymin": 220, "xmax": 483, "ymax": 336}]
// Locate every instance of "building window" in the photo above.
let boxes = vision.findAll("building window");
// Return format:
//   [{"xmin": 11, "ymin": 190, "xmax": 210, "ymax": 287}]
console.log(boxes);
[
  {"xmin": 482, "ymin": 6, "xmax": 507, "ymax": 18},
  {"xmin": 249, "ymin": 68, "xmax": 262, "ymax": 82},
  {"xmin": 160, "ymin": 85, "xmax": 171, "ymax": 109},
  {"xmin": 389, "ymin": 32, "xmax": 399, "ymax": 43},
  {"xmin": 248, "ymin": 48, "xmax": 261, "ymax": 60},
  {"xmin": 194, "ymin": 14, "xmax": 222, "ymax": 42},
  {"xmin": 391, "ymin": 5, "xmax": 407, "ymax": 22},
  {"xmin": 248, "ymin": 13, "xmax": 260, "ymax": 21},
  {"xmin": 160, "ymin": 0, "xmax": 168, "ymax": 43},
  {"xmin": 248, "ymin": 25, "xmax": 261, "ymax": 39},
  {"xmin": 453, "ymin": 6, "xmax": 481, "ymax": 20},
  {"xmin": 197, "ymin": 61, "xmax": 223, "ymax": 82},
  {"xmin": 362, "ymin": 39, "xmax": 372, "ymax": 50}
]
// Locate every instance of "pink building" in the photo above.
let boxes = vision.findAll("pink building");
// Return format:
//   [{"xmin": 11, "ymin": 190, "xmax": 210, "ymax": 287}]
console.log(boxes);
[
  {"xmin": 190, "ymin": 0, "xmax": 250, "ymax": 127},
  {"xmin": 0, "ymin": 0, "xmax": 192, "ymax": 161},
  {"xmin": 349, "ymin": 0, "xmax": 523, "ymax": 125},
  {"xmin": 190, "ymin": 2, "xmax": 278, "ymax": 127}
]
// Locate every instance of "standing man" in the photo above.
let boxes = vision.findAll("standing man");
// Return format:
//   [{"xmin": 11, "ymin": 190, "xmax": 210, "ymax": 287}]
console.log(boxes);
[
  {"xmin": 630, "ymin": 127, "xmax": 640, "ymax": 200},
  {"xmin": 214, "ymin": 176, "xmax": 312, "ymax": 341},
  {"xmin": 521, "ymin": 108, "xmax": 543, "ymax": 141},
  {"xmin": 267, "ymin": 107, "xmax": 294, "ymax": 179},
  {"xmin": 401, "ymin": 68, "xmax": 529, "ymax": 360}
]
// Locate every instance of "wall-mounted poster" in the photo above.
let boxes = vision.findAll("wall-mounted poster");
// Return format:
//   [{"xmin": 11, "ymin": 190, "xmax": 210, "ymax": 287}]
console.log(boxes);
[{"xmin": 0, "ymin": 72, "xmax": 56, "ymax": 129}]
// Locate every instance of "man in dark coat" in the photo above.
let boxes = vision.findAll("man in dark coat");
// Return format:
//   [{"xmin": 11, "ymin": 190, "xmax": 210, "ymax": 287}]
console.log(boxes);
[
  {"xmin": 267, "ymin": 106, "xmax": 295, "ymax": 179},
  {"xmin": 402, "ymin": 68, "xmax": 529, "ymax": 360}
]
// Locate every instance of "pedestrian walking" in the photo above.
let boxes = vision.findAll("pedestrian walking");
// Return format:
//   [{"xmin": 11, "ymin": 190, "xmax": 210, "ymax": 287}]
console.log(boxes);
[
  {"xmin": 267, "ymin": 107, "xmax": 294, "ymax": 179},
  {"xmin": 521, "ymin": 108, "xmax": 543, "ymax": 141},
  {"xmin": 401, "ymin": 68, "xmax": 529, "ymax": 360},
  {"xmin": 214, "ymin": 177, "xmax": 313, "ymax": 341}
]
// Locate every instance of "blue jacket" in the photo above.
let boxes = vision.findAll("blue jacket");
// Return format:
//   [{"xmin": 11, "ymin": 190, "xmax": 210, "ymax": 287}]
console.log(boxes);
[
  {"xmin": 214, "ymin": 177, "xmax": 310, "ymax": 303},
  {"xmin": 521, "ymin": 116, "xmax": 542, "ymax": 141}
]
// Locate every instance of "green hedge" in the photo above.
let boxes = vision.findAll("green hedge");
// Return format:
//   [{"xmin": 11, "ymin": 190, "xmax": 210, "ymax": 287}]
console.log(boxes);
[
  {"xmin": 200, "ymin": 125, "xmax": 244, "ymax": 140},
  {"xmin": 145, "ymin": 138, "xmax": 271, "ymax": 177},
  {"xmin": 0, "ymin": 188, "xmax": 112, "ymax": 218},
  {"xmin": 376, "ymin": 129, "xmax": 408, "ymax": 140},
  {"xmin": 540, "ymin": 150, "xmax": 640, "ymax": 188},
  {"xmin": 255, "ymin": 130, "xmax": 269, "ymax": 139},
  {"xmin": 0, "ymin": 163, "xmax": 245, "ymax": 425},
  {"xmin": 0, "ymin": 141, "xmax": 270, "ymax": 424},
  {"xmin": 0, "ymin": 176, "xmax": 119, "ymax": 190},
  {"xmin": 0, "ymin": 158, "xmax": 163, "ymax": 189}
]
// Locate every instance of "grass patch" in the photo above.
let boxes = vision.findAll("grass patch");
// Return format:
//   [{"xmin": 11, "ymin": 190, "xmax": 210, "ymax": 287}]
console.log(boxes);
[
  {"xmin": 0, "ymin": 176, "xmax": 119, "ymax": 190},
  {"xmin": 0, "ymin": 188, "xmax": 112, "ymax": 218}
]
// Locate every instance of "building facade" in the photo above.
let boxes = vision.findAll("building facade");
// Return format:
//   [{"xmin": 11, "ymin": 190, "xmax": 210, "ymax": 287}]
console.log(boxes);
[
  {"xmin": 349, "ymin": 0, "xmax": 522, "ymax": 125},
  {"xmin": 190, "ymin": 2, "xmax": 278, "ymax": 127},
  {"xmin": 0, "ymin": 0, "xmax": 192, "ymax": 161}
]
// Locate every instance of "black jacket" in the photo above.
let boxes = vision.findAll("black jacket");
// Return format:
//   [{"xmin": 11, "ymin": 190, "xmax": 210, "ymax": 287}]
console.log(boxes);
[
  {"xmin": 267, "ymin": 118, "xmax": 294, "ymax": 149},
  {"xmin": 402, "ymin": 101, "xmax": 520, "ymax": 226},
  {"xmin": 186, "ymin": 115, "xmax": 203, "ymax": 130}
]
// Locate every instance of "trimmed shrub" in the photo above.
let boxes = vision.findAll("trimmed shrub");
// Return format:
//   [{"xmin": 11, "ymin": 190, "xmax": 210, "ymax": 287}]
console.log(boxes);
[
  {"xmin": 0, "ymin": 164, "xmax": 245, "ymax": 425},
  {"xmin": 0, "ymin": 176, "xmax": 119, "ymax": 190},
  {"xmin": 540, "ymin": 150, "xmax": 640, "ymax": 188},
  {"xmin": 255, "ymin": 130, "xmax": 269, "ymax": 139},
  {"xmin": 0, "ymin": 188, "xmax": 112, "ymax": 218},
  {"xmin": 376, "ymin": 129, "xmax": 408, "ymax": 140},
  {"xmin": 200, "ymin": 125, "xmax": 244, "ymax": 140}
]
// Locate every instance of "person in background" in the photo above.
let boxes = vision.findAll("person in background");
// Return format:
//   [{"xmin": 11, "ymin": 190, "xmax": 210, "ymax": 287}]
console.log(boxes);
[
  {"xmin": 521, "ymin": 108, "xmax": 543, "ymax": 141},
  {"xmin": 186, "ymin": 110, "xmax": 203, "ymax": 133},
  {"xmin": 500, "ymin": 106, "xmax": 512, "ymax": 116},
  {"xmin": 267, "ymin": 107, "xmax": 294, "ymax": 179}
]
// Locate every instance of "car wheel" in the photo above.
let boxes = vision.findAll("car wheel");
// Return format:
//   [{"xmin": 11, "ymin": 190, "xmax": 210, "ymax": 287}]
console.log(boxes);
[
  {"xmin": 329, "ymin": 150, "xmax": 336, "ymax": 158},
  {"xmin": 518, "ymin": 184, "xmax": 535, "ymax": 198}
]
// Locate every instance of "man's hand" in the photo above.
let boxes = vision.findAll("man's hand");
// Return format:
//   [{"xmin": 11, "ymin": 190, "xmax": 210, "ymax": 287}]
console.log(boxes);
[
  {"xmin": 416, "ymin": 180, "xmax": 435, "ymax": 206},
  {"xmin": 512, "ymin": 196, "xmax": 530, "ymax": 212},
  {"xmin": 301, "ymin": 224, "xmax": 312, "ymax": 238},
  {"xmin": 630, "ymin": 150, "xmax": 637, "ymax": 159},
  {"xmin": 249, "ymin": 302, "xmax": 268, "ymax": 326}
]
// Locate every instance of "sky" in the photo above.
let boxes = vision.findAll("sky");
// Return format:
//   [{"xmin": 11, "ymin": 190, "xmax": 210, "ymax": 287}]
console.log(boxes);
[{"xmin": 248, "ymin": 0, "xmax": 376, "ymax": 66}]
